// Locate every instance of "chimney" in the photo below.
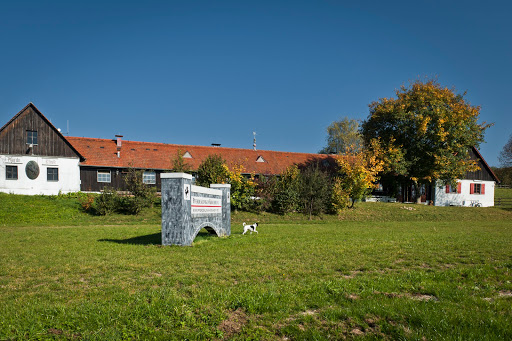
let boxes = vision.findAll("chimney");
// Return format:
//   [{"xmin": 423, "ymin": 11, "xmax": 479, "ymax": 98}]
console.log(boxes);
[{"xmin": 115, "ymin": 135, "xmax": 123, "ymax": 158}]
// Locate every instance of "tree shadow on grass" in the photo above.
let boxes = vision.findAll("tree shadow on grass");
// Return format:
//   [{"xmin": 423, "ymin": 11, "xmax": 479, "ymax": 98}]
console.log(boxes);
[{"xmin": 99, "ymin": 233, "xmax": 161, "ymax": 245}]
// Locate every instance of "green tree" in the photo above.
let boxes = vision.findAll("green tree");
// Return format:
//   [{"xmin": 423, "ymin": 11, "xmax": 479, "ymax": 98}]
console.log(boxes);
[
  {"xmin": 361, "ymin": 79, "xmax": 491, "ymax": 201},
  {"xmin": 319, "ymin": 117, "xmax": 363, "ymax": 154},
  {"xmin": 272, "ymin": 165, "xmax": 301, "ymax": 214},
  {"xmin": 499, "ymin": 134, "xmax": 512, "ymax": 167},
  {"xmin": 196, "ymin": 154, "xmax": 229, "ymax": 187},
  {"xmin": 124, "ymin": 168, "xmax": 157, "ymax": 214},
  {"xmin": 171, "ymin": 149, "xmax": 192, "ymax": 173},
  {"xmin": 297, "ymin": 162, "xmax": 332, "ymax": 220}
]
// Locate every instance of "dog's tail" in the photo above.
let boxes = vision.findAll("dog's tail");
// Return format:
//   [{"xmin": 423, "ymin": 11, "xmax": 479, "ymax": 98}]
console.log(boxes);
[{"xmin": 243, "ymin": 222, "xmax": 246, "ymax": 226}]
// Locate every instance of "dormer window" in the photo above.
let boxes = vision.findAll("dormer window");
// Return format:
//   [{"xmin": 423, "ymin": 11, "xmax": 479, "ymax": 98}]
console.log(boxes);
[
  {"xmin": 183, "ymin": 151, "xmax": 193, "ymax": 159},
  {"xmin": 256, "ymin": 156, "xmax": 265, "ymax": 163},
  {"xmin": 27, "ymin": 130, "xmax": 38, "ymax": 145}
]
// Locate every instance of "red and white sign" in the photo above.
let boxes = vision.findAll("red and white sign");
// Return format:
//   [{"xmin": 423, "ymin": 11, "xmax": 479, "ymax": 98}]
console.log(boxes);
[{"xmin": 191, "ymin": 196, "xmax": 222, "ymax": 215}]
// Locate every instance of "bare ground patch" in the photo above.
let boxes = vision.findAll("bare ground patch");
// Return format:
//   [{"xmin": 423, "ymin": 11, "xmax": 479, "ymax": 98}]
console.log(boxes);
[
  {"xmin": 218, "ymin": 308, "xmax": 248, "ymax": 339},
  {"xmin": 498, "ymin": 290, "xmax": 512, "ymax": 298},
  {"xmin": 375, "ymin": 291, "xmax": 438, "ymax": 301}
]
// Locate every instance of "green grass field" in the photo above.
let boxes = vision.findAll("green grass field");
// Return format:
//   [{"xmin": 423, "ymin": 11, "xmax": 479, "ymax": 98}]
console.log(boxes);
[{"xmin": 1, "ymin": 194, "xmax": 512, "ymax": 340}]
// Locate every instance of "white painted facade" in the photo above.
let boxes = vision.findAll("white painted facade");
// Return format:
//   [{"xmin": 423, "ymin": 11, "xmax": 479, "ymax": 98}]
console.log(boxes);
[
  {"xmin": 0, "ymin": 154, "xmax": 81, "ymax": 195},
  {"xmin": 433, "ymin": 179, "xmax": 495, "ymax": 207}
]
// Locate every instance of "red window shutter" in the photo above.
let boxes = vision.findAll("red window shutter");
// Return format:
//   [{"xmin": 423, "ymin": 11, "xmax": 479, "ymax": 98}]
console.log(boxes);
[
  {"xmin": 481, "ymin": 184, "xmax": 485, "ymax": 194},
  {"xmin": 457, "ymin": 183, "xmax": 461, "ymax": 194},
  {"xmin": 446, "ymin": 185, "xmax": 450, "ymax": 193},
  {"xmin": 470, "ymin": 183, "xmax": 474, "ymax": 194}
]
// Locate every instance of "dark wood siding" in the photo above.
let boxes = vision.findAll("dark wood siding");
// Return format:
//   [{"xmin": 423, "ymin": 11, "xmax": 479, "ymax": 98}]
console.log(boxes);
[
  {"xmin": 463, "ymin": 149, "xmax": 496, "ymax": 182},
  {"xmin": 80, "ymin": 166, "xmax": 163, "ymax": 192},
  {"xmin": 0, "ymin": 105, "xmax": 79, "ymax": 158}
]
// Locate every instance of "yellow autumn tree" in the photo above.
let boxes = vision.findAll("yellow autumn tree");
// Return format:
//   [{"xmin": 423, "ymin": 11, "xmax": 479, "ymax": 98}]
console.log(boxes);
[
  {"xmin": 226, "ymin": 161, "xmax": 256, "ymax": 211},
  {"xmin": 361, "ymin": 79, "xmax": 490, "ymax": 200},
  {"xmin": 332, "ymin": 144, "xmax": 384, "ymax": 211}
]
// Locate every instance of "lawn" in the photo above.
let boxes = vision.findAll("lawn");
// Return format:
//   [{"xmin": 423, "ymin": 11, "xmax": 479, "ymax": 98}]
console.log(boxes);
[
  {"xmin": 495, "ymin": 188, "xmax": 512, "ymax": 209},
  {"xmin": 1, "ymin": 197, "xmax": 512, "ymax": 340}
]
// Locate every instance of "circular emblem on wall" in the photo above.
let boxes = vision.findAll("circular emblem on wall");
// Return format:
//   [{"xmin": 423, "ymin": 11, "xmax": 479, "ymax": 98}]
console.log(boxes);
[{"xmin": 26, "ymin": 161, "xmax": 40, "ymax": 180}]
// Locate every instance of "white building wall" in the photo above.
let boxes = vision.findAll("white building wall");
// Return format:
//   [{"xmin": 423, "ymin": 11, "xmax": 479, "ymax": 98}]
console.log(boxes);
[
  {"xmin": 434, "ymin": 179, "xmax": 495, "ymax": 207},
  {"xmin": 0, "ymin": 154, "xmax": 81, "ymax": 195}
]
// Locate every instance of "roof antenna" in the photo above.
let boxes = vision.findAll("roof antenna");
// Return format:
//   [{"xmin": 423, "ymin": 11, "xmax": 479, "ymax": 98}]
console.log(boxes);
[
  {"xmin": 66, "ymin": 120, "xmax": 69, "ymax": 136},
  {"xmin": 253, "ymin": 131, "xmax": 257, "ymax": 151}
]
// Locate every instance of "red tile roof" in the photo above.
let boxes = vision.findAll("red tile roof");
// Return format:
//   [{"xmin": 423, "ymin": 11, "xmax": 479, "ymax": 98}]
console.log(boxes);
[{"xmin": 66, "ymin": 136, "xmax": 334, "ymax": 175}]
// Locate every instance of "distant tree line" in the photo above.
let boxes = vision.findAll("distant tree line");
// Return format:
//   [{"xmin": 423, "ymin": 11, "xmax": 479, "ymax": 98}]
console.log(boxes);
[{"xmin": 493, "ymin": 133, "xmax": 512, "ymax": 187}]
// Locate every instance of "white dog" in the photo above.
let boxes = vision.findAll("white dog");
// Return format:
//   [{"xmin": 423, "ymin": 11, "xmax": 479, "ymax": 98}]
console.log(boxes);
[{"xmin": 242, "ymin": 222, "xmax": 258, "ymax": 235}]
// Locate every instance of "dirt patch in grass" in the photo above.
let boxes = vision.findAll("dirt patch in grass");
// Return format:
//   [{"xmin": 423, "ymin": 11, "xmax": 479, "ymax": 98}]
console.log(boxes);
[
  {"xmin": 48, "ymin": 328, "xmax": 63, "ymax": 335},
  {"xmin": 346, "ymin": 294, "xmax": 360, "ymax": 301},
  {"xmin": 351, "ymin": 327, "xmax": 364, "ymax": 336},
  {"xmin": 498, "ymin": 290, "xmax": 512, "ymax": 298},
  {"xmin": 47, "ymin": 328, "xmax": 81, "ymax": 339},
  {"xmin": 218, "ymin": 308, "xmax": 248, "ymax": 339},
  {"xmin": 409, "ymin": 293, "xmax": 437, "ymax": 301},
  {"xmin": 299, "ymin": 309, "xmax": 318, "ymax": 316},
  {"xmin": 483, "ymin": 290, "xmax": 512, "ymax": 302},
  {"xmin": 376, "ymin": 291, "xmax": 438, "ymax": 301},
  {"xmin": 338, "ymin": 270, "xmax": 362, "ymax": 279}
]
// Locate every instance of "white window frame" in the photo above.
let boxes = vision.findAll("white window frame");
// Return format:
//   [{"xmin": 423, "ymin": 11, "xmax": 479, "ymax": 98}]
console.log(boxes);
[
  {"xmin": 47, "ymin": 167, "xmax": 59, "ymax": 182},
  {"xmin": 97, "ymin": 170, "xmax": 111, "ymax": 183},
  {"xmin": 143, "ymin": 170, "xmax": 156, "ymax": 184}
]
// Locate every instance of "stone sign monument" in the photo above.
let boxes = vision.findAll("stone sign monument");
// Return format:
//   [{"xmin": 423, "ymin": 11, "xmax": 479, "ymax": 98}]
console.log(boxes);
[{"xmin": 161, "ymin": 173, "xmax": 231, "ymax": 246}]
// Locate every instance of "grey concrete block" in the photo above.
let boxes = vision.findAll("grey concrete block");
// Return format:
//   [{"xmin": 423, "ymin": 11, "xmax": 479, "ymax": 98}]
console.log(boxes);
[{"xmin": 161, "ymin": 173, "xmax": 231, "ymax": 246}]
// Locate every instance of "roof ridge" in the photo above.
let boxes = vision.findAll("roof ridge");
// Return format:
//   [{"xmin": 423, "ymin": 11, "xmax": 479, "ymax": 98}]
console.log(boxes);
[
  {"xmin": 2, "ymin": 104, "xmax": 85, "ymax": 161},
  {"xmin": 67, "ymin": 136, "xmax": 325, "ymax": 156}
]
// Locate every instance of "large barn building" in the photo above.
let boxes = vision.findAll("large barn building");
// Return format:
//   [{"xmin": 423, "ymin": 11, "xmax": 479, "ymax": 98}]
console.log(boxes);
[
  {"xmin": 0, "ymin": 103, "xmax": 499, "ymax": 207},
  {"xmin": 0, "ymin": 103, "xmax": 331, "ymax": 195}
]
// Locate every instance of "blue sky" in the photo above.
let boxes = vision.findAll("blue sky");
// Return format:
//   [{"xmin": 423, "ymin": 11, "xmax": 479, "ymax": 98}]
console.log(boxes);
[{"xmin": 1, "ymin": 1, "xmax": 510, "ymax": 166}]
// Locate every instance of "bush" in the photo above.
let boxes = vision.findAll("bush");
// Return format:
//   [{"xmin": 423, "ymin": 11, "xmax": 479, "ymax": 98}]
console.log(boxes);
[
  {"xmin": 331, "ymin": 178, "xmax": 350, "ymax": 214},
  {"xmin": 272, "ymin": 165, "xmax": 301, "ymax": 214},
  {"xmin": 297, "ymin": 162, "xmax": 332, "ymax": 219},
  {"xmin": 122, "ymin": 196, "xmax": 149, "ymax": 215},
  {"xmin": 78, "ymin": 193, "xmax": 96, "ymax": 213},
  {"xmin": 95, "ymin": 187, "xmax": 120, "ymax": 215},
  {"xmin": 227, "ymin": 162, "xmax": 256, "ymax": 211},
  {"xmin": 251, "ymin": 175, "xmax": 278, "ymax": 212},
  {"xmin": 124, "ymin": 168, "xmax": 157, "ymax": 214}
]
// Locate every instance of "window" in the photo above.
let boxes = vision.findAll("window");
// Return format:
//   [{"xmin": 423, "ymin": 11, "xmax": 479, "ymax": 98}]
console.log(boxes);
[
  {"xmin": 143, "ymin": 171, "xmax": 156, "ymax": 184},
  {"xmin": 97, "ymin": 170, "xmax": 111, "ymax": 183},
  {"xmin": 470, "ymin": 183, "xmax": 485, "ymax": 195},
  {"xmin": 27, "ymin": 130, "xmax": 38, "ymax": 145},
  {"xmin": 47, "ymin": 168, "xmax": 59, "ymax": 181},
  {"xmin": 6, "ymin": 165, "xmax": 18, "ymax": 180},
  {"xmin": 445, "ymin": 183, "xmax": 461, "ymax": 194}
]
